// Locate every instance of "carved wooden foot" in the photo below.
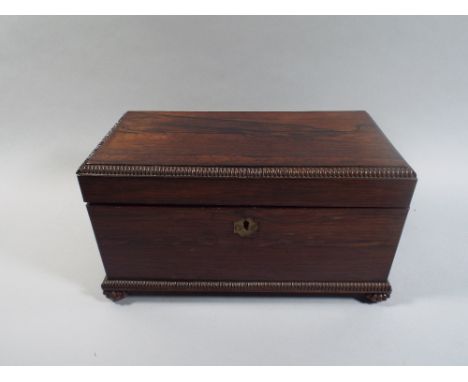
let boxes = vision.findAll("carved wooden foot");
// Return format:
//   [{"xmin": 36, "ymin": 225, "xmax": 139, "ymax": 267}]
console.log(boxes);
[
  {"xmin": 103, "ymin": 290, "xmax": 128, "ymax": 302},
  {"xmin": 358, "ymin": 292, "xmax": 391, "ymax": 303}
]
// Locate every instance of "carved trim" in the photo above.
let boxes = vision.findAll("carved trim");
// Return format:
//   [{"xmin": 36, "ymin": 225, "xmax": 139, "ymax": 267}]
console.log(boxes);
[
  {"xmin": 101, "ymin": 278, "xmax": 391, "ymax": 297},
  {"xmin": 78, "ymin": 164, "xmax": 416, "ymax": 179}
]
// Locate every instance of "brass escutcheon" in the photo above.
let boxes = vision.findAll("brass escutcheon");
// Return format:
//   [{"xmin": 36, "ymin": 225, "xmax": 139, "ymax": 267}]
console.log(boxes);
[{"xmin": 233, "ymin": 218, "xmax": 258, "ymax": 237}]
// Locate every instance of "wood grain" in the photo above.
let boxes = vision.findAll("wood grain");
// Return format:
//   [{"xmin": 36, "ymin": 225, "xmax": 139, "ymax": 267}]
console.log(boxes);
[
  {"xmin": 84, "ymin": 111, "xmax": 411, "ymax": 167},
  {"xmin": 77, "ymin": 111, "xmax": 417, "ymax": 302},
  {"xmin": 88, "ymin": 205, "xmax": 408, "ymax": 282},
  {"xmin": 79, "ymin": 176, "xmax": 416, "ymax": 207}
]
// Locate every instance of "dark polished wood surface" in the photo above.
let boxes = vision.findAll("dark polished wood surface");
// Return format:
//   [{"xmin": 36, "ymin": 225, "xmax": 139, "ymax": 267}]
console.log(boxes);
[
  {"xmin": 88, "ymin": 205, "xmax": 407, "ymax": 282},
  {"xmin": 79, "ymin": 177, "xmax": 416, "ymax": 207},
  {"xmin": 86, "ymin": 111, "xmax": 411, "ymax": 167},
  {"xmin": 78, "ymin": 111, "xmax": 416, "ymax": 302}
]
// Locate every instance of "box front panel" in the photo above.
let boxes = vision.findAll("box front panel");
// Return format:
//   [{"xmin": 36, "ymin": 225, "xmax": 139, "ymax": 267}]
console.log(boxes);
[{"xmin": 88, "ymin": 206, "xmax": 408, "ymax": 282}]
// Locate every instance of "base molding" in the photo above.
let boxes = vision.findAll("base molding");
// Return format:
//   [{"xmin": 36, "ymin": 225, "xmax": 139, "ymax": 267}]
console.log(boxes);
[{"xmin": 101, "ymin": 278, "xmax": 391, "ymax": 303}]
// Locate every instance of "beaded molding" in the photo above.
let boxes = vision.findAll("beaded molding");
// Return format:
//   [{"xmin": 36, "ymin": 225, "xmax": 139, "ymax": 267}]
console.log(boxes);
[
  {"xmin": 78, "ymin": 164, "xmax": 416, "ymax": 179},
  {"xmin": 101, "ymin": 278, "xmax": 391, "ymax": 294},
  {"xmin": 101, "ymin": 279, "xmax": 392, "ymax": 303}
]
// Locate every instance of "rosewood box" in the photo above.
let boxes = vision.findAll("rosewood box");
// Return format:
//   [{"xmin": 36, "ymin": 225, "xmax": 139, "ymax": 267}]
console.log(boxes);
[{"xmin": 77, "ymin": 111, "xmax": 416, "ymax": 303}]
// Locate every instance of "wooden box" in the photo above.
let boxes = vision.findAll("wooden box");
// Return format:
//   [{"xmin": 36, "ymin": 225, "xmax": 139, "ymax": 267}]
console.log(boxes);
[{"xmin": 77, "ymin": 111, "xmax": 416, "ymax": 303}]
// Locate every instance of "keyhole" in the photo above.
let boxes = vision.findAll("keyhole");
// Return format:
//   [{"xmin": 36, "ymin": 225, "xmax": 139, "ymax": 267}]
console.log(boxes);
[{"xmin": 234, "ymin": 218, "xmax": 257, "ymax": 237}]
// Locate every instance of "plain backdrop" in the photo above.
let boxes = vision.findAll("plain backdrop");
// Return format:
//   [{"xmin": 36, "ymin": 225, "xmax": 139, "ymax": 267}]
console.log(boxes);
[{"xmin": 1, "ymin": 16, "xmax": 467, "ymax": 365}]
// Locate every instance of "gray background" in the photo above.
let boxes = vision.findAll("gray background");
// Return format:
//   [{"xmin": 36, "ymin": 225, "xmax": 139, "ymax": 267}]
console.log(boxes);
[{"xmin": 1, "ymin": 16, "xmax": 467, "ymax": 365}]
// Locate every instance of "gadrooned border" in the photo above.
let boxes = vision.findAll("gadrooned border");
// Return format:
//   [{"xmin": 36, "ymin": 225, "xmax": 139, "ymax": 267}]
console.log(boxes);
[
  {"xmin": 101, "ymin": 278, "xmax": 391, "ymax": 294},
  {"xmin": 78, "ymin": 164, "xmax": 416, "ymax": 179}
]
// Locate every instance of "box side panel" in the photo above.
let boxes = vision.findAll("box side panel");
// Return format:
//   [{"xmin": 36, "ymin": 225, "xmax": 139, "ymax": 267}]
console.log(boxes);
[{"xmin": 87, "ymin": 205, "xmax": 408, "ymax": 282}]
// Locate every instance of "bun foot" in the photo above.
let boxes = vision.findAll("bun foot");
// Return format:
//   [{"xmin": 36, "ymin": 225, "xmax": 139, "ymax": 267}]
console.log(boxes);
[
  {"xmin": 104, "ymin": 290, "xmax": 127, "ymax": 301},
  {"xmin": 358, "ymin": 292, "xmax": 391, "ymax": 303}
]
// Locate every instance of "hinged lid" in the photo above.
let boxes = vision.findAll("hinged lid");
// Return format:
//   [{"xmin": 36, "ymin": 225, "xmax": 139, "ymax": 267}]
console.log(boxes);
[{"xmin": 77, "ymin": 111, "xmax": 416, "ymax": 207}]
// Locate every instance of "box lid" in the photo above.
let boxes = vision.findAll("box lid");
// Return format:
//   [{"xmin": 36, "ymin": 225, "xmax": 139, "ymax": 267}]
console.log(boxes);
[{"xmin": 77, "ymin": 111, "xmax": 416, "ymax": 207}]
